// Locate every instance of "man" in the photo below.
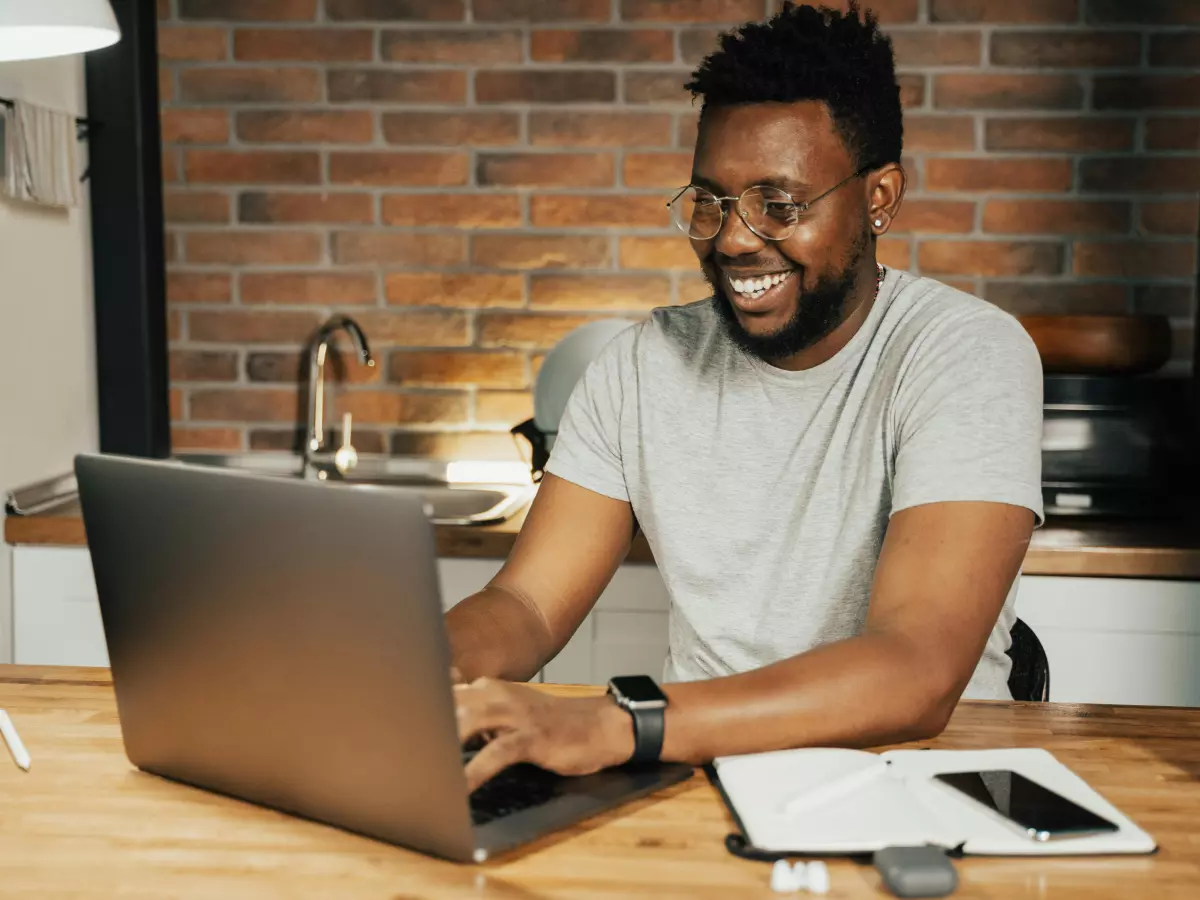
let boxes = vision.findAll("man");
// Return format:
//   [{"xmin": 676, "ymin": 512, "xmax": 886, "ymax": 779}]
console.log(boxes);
[{"xmin": 448, "ymin": 1, "xmax": 1043, "ymax": 791}]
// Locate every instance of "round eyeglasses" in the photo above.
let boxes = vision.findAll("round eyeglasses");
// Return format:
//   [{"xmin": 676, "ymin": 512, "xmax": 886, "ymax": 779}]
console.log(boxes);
[{"xmin": 667, "ymin": 167, "xmax": 870, "ymax": 242}]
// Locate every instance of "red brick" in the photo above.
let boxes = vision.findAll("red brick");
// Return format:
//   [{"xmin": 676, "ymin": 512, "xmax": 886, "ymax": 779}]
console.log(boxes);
[
  {"xmin": 179, "ymin": 0, "xmax": 316, "ymax": 20},
  {"xmin": 918, "ymin": 240, "xmax": 1063, "ymax": 276},
  {"xmin": 388, "ymin": 430, "xmax": 525, "ymax": 461},
  {"xmin": 159, "ymin": 67, "xmax": 175, "ymax": 104},
  {"xmin": 381, "ymin": 29, "xmax": 522, "ymax": 63},
  {"xmin": 678, "ymin": 274, "xmax": 713, "ymax": 303},
  {"xmin": 340, "ymin": 391, "xmax": 468, "ymax": 426},
  {"xmin": 168, "ymin": 309, "xmax": 182, "ymax": 343},
  {"xmin": 891, "ymin": 30, "xmax": 981, "ymax": 67},
  {"xmin": 991, "ymin": 32, "xmax": 1141, "ymax": 67},
  {"xmin": 878, "ymin": 238, "xmax": 912, "ymax": 270},
  {"xmin": 476, "ymin": 391, "xmax": 533, "ymax": 425},
  {"xmin": 165, "ymin": 190, "xmax": 231, "ymax": 223},
  {"xmin": 381, "ymin": 194, "xmax": 521, "ymax": 228},
  {"xmin": 1140, "ymin": 200, "xmax": 1199, "ymax": 236},
  {"xmin": 169, "ymin": 389, "xmax": 184, "ymax": 420},
  {"xmin": 237, "ymin": 110, "xmax": 373, "ymax": 144},
  {"xmin": 1080, "ymin": 157, "xmax": 1200, "ymax": 193},
  {"xmin": 1094, "ymin": 76, "xmax": 1200, "ymax": 111},
  {"xmin": 985, "ymin": 281, "xmax": 1130, "ymax": 316},
  {"xmin": 238, "ymin": 191, "xmax": 373, "ymax": 224},
  {"xmin": 472, "ymin": 235, "xmax": 610, "ymax": 270},
  {"xmin": 982, "ymin": 200, "xmax": 1130, "ymax": 235},
  {"xmin": 158, "ymin": 25, "xmax": 229, "ymax": 61},
  {"xmin": 621, "ymin": 0, "xmax": 765, "ymax": 22},
  {"xmin": 476, "ymin": 70, "xmax": 615, "ymax": 104},
  {"xmin": 1133, "ymin": 284, "xmax": 1195, "ymax": 317},
  {"xmin": 530, "ymin": 112, "xmax": 673, "ymax": 148},
  {"xmin": 802, "ymin": 0, "xmax": 919, "ymax": 22},
  {"xmin": 190, "ymin": 388, "xmax": 300, "ymax": 422},
  {"xmin": 165, "ymin": 230, "xmax": 181, "ymax": 262},
  {"xmin": 179, "ymin": 67, "xmax": 321, "ymax": 103},
  {"xmin": 168, "ymin": 272, "xmax": 232, "ymax": 304},
  {"xmin": 161, "ymin": 109, "xmax": 230, "ymax": 144},
  {"xmin": 1073, "ymin": 241, "xmax": 1196, "ymax": 278},
  {"xmin": 350, "ymin": 310, "xmax": 470, "ymax": 346},
  {"xmin": 326, "ymin": 69, "xmax": 466, "ymax": 104},
  {"xmin": 890, "ymin": 200, "xmax": 976, "ymax": 234},
  {"xmin": 234, "ymin": 28, "xmax": 372, "ymax": 60},
  {"xmin": 898, "ymin": 75, "xmax": 925, "ymax": 109},
  {"xmin": 1149, "ymin": 33, "xmax": 1200, "ymax": 67},
  {"xmin": 624, "ymin": 70, "xmax": 691, "ymax": 104},
  {"xmin": 389, "ymin": 351, "xmax": 528, "ymax": 388},
  {"xmin": 530, "ymin": 194, "xmax": 669, "ymax": 228},
  {"xmin": 331, "ymin": 232, "xmax": 465, "ymax": 266},
  {"xmin": 530, "ymin": 274, "xmax": 672, "ymax": 310},
  {"xmin": 383, "ymin": 112, "xmax": 520, "ymax": 146},
  {"xmin": 619, "ymin": 236, "xmax": 699, "ymax": 270},
  {"xmin": 903, "ymin": 116, "xmax": 976, "ymax": 151},
  {"xmin": 329, "ymin": 152, "xmax": 469, "ymax": 186},
  {"xmin": 930, "ymin": 0, "xmax": 1077, "ymax": 22},
  {"xmin": 984, "ymin": 117, "xmax": 1135, "ymax": 152},
  {"xmin": 676, "ymin": 113, "xmax": 700, "ymax": 148},
  {"xmin": 474, "ymin": 0, "xmax": 610, "ymax": 21},
  {"xmin": 240, "ymin": 272, "xmax": 377, "ymax": 305},
  {"xmin": 172, "ymin": 427, "xmax": 243, "ymax": 451},
  {"xmin": 170, "ymin": 350, "xmax": 239, "ymax": 381},
  {"xmin": 1086, "ymin": 0, "xmax": 1200, "ymax": 25},
  {"xmin": 386, "ymin": 273, "xmax": 524, "ymax": 308},
  {"xmin": 478, "ymin": 152, "xmax": 614, "ymax": 188},
  {"xmin": 185, "ymin": 231, "xmax": 323, "ymax": 265},
  {"xmin": 935, "ymin": 74, "xmax": 1083, "ymax": 110},
  {"xmin": 1145, "ymin": 117, "xmax": 1200, "ymax": 150},
  {"xmin": 680, "ymin": 28, "xmax": 724, "ymax": 64},
  {"xmin": 325, "ymin": 0, "xmax": 464, "ymax": 20},
  {"xmin": 245, "ymin": 350, "xmax": 380, "ymax": 385},
  {"xmin": 926, "ymin": 158, "xmax": 1073, "ymax": 192},
  {"xmin": 478, "ymin": 313, "xmax": 607, "ymax": 349},
  {"xmin": 623, "ymin": 152, "xmax": 692, "ymax": 189},
  {"xmin": 189, "ymin": 310, "xmax": 322, "ymax": 343},
  {"xmin": 158, "ymin": 0, "xmax": 171, "ymax": 19},
  {"xmin": 184, "ymin": 150, "xmax": 320, "ymax": 185},
  {"xmin": 531, "ymin": 29, "xmax": 674, "ymax": 62}
]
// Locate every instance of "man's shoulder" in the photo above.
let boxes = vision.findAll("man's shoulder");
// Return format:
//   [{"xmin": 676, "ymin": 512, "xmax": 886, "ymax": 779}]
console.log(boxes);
[{"xmin": 885, "ymin": 270, "xmax": 1034, "ymax": 352}]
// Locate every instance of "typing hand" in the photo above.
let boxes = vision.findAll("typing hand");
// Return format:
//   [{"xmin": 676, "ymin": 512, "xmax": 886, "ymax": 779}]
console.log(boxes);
[{"xmin": 454, "ymin": 678, "xmax": 634, "ymax": 792}]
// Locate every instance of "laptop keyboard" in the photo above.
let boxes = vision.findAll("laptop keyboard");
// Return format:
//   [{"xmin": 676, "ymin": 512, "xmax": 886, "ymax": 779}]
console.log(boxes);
[{"xmin": 467, "ymin": 760, "xmax": 565, "ymax": 826}]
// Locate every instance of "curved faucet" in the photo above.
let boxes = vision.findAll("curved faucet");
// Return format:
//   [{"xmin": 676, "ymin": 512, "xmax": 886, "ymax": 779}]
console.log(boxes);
[{"xmin": 305, "ymin": 315, "xmax": 374, "ymax": 477}]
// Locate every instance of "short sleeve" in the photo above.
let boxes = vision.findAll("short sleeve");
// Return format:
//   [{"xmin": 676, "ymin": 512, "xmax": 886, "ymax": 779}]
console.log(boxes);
[
  {"xmin": 542, "ymin": 327, "xmax": 636, "ymax": 503},
  {"xmin": 891, "ymin": 311, "xmax": 1044, "ymax": 525}
]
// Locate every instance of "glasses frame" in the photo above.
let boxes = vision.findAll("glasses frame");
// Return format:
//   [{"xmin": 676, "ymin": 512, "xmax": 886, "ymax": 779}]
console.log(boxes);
[{"xmin": 667, "ymin": 165, "xmax": 872, "ymax": 242}]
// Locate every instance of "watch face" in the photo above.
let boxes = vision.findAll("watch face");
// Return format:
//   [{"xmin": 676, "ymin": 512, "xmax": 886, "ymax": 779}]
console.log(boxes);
[{"xmin": 610, "ymin": 675, "xmax": 666, "ymax": 705}]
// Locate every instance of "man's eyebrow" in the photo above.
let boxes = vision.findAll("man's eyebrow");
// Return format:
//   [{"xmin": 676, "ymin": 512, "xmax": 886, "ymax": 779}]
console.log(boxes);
[{"xmin": 688, "ymin": 174, "xmax": 814, "ymax": 194}]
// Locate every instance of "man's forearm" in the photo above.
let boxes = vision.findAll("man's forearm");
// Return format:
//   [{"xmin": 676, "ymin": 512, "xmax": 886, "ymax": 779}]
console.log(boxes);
[
  {"xmin": 444, "ymin": 584, "xmax": 558, "ymax": 683},
  {"xmin": 659, "ymin": 630, "xmax": 960, "ymax": 764}
]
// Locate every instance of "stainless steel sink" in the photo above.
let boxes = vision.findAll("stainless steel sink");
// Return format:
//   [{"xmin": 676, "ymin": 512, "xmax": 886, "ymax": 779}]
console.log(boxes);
[{"xmin": 175, "ymin": 453, "xmax": 535, "ymax": 526}]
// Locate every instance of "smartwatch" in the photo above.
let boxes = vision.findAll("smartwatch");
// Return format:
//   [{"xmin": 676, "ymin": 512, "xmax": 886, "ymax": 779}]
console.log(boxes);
[{"xmin": 607, "ymin": 675, "xmax": 668, "ymax": 765}]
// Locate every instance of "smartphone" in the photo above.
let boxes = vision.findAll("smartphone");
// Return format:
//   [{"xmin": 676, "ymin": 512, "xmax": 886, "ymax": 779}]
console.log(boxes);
[{"xmin": 933, "ymin": 770, "xmax": 1119, "ymax": 842}]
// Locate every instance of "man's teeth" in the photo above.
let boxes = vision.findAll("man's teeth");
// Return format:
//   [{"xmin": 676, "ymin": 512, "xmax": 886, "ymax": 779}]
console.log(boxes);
[{"xmin": 730, "ymin": 271, "xmax": 791, "ymax": 299}]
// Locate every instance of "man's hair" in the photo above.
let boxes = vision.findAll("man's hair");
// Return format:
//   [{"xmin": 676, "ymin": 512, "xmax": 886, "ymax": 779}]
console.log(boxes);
[{"xmin": 685, "ymin": 1, "xmax": 903, "ymax": 170}]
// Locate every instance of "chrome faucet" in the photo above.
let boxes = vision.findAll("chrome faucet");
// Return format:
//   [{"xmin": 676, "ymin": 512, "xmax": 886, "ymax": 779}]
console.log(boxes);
[{"xmin": 305, "ymin": 315, "xmax": 374, "ymax": 478}]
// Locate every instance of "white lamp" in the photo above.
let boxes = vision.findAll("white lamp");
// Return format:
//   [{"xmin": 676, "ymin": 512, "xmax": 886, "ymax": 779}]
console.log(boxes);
[{"xmin": 0, "ymin": 0, "xmax": 121, "ymax": 63}]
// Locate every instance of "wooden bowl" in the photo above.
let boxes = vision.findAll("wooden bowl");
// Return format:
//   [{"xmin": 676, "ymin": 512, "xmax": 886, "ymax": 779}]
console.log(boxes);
[{"xmin": 1017, "ymin": 315, "xmax": 1172, "ymax": 376}]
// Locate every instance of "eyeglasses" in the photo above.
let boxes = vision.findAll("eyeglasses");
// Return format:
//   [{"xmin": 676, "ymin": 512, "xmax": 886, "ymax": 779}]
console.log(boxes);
[{"xmin": 667, "ymin": 166, "xmax": 871, "ymax": 242}]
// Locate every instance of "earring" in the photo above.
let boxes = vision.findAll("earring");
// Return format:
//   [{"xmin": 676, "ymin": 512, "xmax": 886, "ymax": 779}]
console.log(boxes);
[{"xmin": 874, "ymin": 218, "xmax": 883, "ymax": 227}]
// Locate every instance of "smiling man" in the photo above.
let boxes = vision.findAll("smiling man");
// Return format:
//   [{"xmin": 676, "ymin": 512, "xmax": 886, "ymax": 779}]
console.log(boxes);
[{"xmin": 447, "ymin": 1, "xmax": 1043, "ymax": 790}]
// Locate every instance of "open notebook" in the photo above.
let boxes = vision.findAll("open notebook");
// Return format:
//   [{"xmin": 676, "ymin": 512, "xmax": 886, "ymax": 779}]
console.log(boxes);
[{"xmin": 712, "ymin": 747, "xmax": 1156, "ymax": 857}]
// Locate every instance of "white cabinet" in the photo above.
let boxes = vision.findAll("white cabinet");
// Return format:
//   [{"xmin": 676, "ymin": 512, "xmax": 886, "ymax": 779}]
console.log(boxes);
[{"xmin": 13, "ymin": 546, "xmax": 106, "ymax": 667}]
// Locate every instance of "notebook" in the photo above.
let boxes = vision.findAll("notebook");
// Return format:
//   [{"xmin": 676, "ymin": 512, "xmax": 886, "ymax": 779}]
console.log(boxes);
[{"xmin": 712, "ymin": 747, "xmax": 1157, "ymax": 857}]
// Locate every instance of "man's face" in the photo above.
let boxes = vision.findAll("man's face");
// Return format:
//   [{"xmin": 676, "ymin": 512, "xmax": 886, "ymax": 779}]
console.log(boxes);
[{"xmin": 690, "ymin": 101, "xmax": 873, "ymax": 363}]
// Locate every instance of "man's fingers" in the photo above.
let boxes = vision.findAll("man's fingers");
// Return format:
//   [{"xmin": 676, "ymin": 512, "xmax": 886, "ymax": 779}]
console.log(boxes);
[
  {"xmin": 449, "ymin": 666, "xmax": 464, "ymax": 685},
  {"xmin": 464, "ymin": 734, "xmax": 526, "ymax": 793},
  {"xmin": 454, "ymin": 680, "xmax": 519, "ymax": 745}
]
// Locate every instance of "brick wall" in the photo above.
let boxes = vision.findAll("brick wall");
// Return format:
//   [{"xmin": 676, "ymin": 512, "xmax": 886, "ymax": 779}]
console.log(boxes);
[{"xmin": 158, "ymin": 0, "xmax": 1199, "ymax": 461}]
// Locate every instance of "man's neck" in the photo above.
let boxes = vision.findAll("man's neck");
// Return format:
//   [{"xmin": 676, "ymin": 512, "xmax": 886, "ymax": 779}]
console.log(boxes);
[{"xmin": 771, "ymin": 257, "xmax": 882, "ymax": 372}]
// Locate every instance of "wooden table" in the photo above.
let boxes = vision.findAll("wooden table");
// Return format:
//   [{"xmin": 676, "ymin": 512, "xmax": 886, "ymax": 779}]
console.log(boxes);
[{"xmin": 0, "ymin": 666, "xmax": 1197, "ymax": 898}]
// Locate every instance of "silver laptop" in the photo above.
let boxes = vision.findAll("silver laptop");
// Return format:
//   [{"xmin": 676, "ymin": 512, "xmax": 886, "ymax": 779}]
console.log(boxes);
[{"xmin": 74, "ymin": 453, "xmax": 691, "ymax": 863}]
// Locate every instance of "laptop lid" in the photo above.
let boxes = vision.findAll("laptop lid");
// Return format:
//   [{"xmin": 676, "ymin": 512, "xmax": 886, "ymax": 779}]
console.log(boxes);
[{"xmin": 75, "ymin": 453, "xmax": 478, "ymax": 861}]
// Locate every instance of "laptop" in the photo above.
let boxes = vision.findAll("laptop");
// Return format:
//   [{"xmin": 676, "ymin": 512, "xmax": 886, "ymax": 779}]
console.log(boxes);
[{"xmin": 74, "ymin": 453, "xmax": 692, "ymax": 863}]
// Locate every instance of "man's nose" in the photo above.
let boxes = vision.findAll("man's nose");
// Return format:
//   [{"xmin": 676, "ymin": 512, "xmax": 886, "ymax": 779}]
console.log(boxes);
[{"xmin": 713, "ymin": 204, "xmax": 766, "ymax": 258}]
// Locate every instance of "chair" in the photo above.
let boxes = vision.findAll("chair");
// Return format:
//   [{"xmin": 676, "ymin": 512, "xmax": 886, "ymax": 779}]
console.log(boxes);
[{"xmin": 1006, "ymin": 617, "xmax": 1050, "ymax": 702}]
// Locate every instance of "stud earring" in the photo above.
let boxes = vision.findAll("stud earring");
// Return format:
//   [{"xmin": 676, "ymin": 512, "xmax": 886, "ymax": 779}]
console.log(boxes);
[{"xmin": 874, "ymin": 218, "xmax": 883, "ymax": 227}]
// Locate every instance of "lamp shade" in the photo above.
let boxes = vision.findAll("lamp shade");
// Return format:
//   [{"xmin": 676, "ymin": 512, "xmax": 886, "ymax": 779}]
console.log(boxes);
[{"xmin": 0, "ymin": 0, "xmax": 121, "ymax": 62}]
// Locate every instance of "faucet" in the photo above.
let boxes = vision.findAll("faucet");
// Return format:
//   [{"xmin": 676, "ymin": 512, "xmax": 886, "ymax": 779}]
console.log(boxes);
[{"xmin": 304, "ymin": 315, "xmax": 375, "ymax": 479}]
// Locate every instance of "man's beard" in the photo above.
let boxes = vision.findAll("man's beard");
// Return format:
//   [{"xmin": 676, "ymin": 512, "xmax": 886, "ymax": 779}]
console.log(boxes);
[{"xmin": 707, "ymin": 234, "xmax": 870, "ymax": 364}]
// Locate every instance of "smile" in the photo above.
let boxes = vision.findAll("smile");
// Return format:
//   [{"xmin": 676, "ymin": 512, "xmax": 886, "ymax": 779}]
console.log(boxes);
[{"xmin": 724, "ymin": 270, "xmax": 794, "ymax": 309}]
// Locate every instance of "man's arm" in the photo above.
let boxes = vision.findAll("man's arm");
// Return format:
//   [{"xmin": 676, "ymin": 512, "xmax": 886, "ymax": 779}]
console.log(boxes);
[
  {"xmin": 455, "ymin": 499, "xmax": 1033, "ymax": 788},
  {"xmin": 445, "ymin": 473, "xmax": 635, "ymax": 683}
]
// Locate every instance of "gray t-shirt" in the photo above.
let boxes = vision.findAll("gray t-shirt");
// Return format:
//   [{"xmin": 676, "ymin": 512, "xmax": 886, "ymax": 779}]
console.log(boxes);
[{"xmin": 546, "ymin": 268, "xmax": 1044, "ymax": 700}]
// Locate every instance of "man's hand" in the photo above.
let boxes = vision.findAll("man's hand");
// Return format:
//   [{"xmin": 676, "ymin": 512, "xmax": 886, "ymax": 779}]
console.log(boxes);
[{"xmin": 455, "ymin": 678, "xmax": 635, "ymax": 792}]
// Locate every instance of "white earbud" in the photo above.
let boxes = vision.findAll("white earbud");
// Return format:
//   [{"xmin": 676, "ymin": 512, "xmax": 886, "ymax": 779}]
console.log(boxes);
[{"xmin": 770, "ymin": 860, "xmax": 830, "ymax": 894}]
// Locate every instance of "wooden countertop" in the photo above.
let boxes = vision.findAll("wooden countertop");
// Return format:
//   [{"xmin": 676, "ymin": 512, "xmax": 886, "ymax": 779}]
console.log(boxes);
[
  {"xmin": 0, "ymin": 665, "xmax": 1196, "ymax": 897},
  {"xmin": 9, "ymin": 502, "xmax": 1200, "ymax": 578}
]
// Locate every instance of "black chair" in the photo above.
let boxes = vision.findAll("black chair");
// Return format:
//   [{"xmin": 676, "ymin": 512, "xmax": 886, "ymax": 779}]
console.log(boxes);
[{"xmin": 1006, "ymin": 617, "xmax": 1050, "ymax": 702}]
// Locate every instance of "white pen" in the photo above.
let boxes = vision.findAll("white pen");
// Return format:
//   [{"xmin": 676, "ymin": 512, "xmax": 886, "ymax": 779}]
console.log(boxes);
[{"xmin": 0, "ymin": 709, "xmax": 31, "ymax": 771}]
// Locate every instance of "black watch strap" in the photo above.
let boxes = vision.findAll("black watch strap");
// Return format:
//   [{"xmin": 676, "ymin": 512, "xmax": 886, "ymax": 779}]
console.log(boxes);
[{"xmin": 628, "ymin": 704, "xmax": 665, "ymax": 765}]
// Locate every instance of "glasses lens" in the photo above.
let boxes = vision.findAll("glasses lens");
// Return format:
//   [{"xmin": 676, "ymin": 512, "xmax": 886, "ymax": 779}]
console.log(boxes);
[
  {"xmin": 741, "ymin": 186, "xmax": 799, "ymax": 240},
  {"xmin": 670, "ymin": 187, "xmax": 723, "ymax": 240}
]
